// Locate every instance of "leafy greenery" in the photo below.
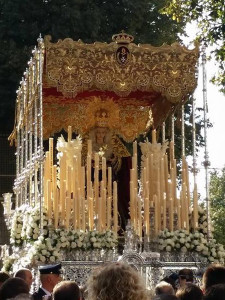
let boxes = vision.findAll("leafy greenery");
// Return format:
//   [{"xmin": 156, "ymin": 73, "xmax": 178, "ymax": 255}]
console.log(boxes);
[
  {"xmin": 209, "ymin": 167, "xmax": 225, "ymax": 245},
  {"xmin": 162, "ymin": 0, "xmax": 225, "ymax": 93}
]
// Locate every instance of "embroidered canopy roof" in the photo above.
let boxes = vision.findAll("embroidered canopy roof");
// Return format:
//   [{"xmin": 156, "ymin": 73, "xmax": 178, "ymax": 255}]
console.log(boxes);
[
  {"xmin": 11, "ymin": 32, "xmax": 199, "ymax": 144},
  {"xmin": 43, "ymin": 32, "xmax": 199, "ymax": 141}
]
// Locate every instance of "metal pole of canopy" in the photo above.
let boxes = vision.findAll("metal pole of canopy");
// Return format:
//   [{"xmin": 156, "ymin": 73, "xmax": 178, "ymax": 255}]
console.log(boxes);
[
  {"xmin": 37, "ymin": 35, "xmax": 45, "ymax": 233},
  {"xmin": 202, "ymin": 46, "xmax": 211, "ymax": 240},
  {"xmin": 192, "ymin": 96, "xmax": 198, "ymax": 185}
]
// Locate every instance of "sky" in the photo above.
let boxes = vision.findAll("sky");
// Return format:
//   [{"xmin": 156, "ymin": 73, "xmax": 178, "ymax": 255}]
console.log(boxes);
[
  {"xmin": 195, "ymin": 57, "xmax": 225, "ymax": 200},
  {"xmin": 182, "ymin": 25, "xmax": 225, "ymax": 201}
]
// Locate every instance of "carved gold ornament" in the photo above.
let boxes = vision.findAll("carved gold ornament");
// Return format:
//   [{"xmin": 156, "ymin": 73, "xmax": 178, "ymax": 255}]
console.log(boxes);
[
  {"xmin": 44, "ymin": 34, "xmax": 199, "ymax": 103},
  {"xmin": 43, "ymin": 96, "xmax": 153, "ymax": 142}
]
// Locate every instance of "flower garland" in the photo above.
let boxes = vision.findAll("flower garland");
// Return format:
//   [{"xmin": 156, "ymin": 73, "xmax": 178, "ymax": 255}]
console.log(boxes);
[
  {"xmin": 189, "ymin": 205, "xmax": 211, "ymax": 235},
  {"xmin": 10, "ymin": 205, "xmax": 29, "ymax": 246},
  {"xmin": 25, "ymin": 206, "xmax": 49, "ymax": 242},
  {"xmin": 88, "ymin": 230, "xmax": 118, "ymax": 249},
  {"xmin": 3, "ymin": 225, "xmax": 118, "ymax": 272},
  {"xmin": 158, "ymin": 228, "xmax": 225, "ymax": 264},
  {"xmin": 24, "ymin": 229, "xmax": 117, "ymax": 266},
  {"xmin": 29, "ymin": 236, "xmax": 62, "ymax": 264}
]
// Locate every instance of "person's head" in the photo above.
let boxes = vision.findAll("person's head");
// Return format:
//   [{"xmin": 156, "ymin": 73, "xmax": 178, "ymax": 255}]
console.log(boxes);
[
  {"xmin": 178, "ymin": 269, "xmax": 194, "ymax": 287},
  {"xmin": 52, "ymin": 280, "xmax": 80, "ymax": 300},
  {"xmin": 14, "ymin": 268, "xmax": 33, "ymax": 290},
  {"xmin": 155, "ymin": 281, "xmax": 175, "ymax": 296},
  {"xmin": 39, "ymin": 263, "xmax": 62, "ymax": 293},
  {"xmin": 202, "ymin": 264, "xmax": 225, "ymax": 292},
  {"xmin": 163, "ymin": 276, "xmax": 177, "ymax": 291},
  {"xmin": 176, "ymin": 282, "xmax": 203, "ymax": 300},
  {"xmin": 0, "ymin": 271, "xmax": 10, "ymax": 287},
  {"xmin": 87, "ymin": 262, "xmax": 149, "ymax": 300},
  {"xmin": 204, "ymin": 283, "xmax": 225, "ymax": 300},
  {"xmin": 0, "ymin": 277, "xmax": 29, "ymax": 300}
]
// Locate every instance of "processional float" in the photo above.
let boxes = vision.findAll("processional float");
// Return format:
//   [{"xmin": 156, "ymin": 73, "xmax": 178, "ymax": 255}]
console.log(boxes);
[{"xmin": 3, "ymin": 32, "xmax": 217, "ymax": 288}]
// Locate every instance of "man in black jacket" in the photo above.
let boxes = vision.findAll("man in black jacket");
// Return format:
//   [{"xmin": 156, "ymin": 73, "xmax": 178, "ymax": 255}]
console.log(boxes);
[{"xmin": 33, "ymin": 263, "xmax": 62, "ymax": 300}]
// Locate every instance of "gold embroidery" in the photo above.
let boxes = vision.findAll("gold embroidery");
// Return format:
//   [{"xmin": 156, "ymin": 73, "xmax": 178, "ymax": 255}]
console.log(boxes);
[
  {"xmin": 44, "ymin": 35, "xmax": 199, "ymax": 103},
  {"xmin": 43, "ymin": 96, "xmax": 153, "ymax": 142}
]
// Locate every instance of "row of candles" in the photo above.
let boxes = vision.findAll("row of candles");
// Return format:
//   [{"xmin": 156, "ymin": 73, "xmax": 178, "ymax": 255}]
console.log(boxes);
[
  {"xmin": 43, "ymin": 126, "xmax": 118, "ymax": 233},
  {"xmin": 43, "ymin": 126, "xmax": 199, "ymax": 238},
  {"xmin": 129, "ymin": 130, "xmax": 198, "ymax": 239}
]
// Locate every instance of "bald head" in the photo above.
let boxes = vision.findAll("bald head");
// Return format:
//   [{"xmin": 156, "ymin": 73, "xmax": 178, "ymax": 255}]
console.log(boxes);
[{"xmin": 14, "ymin": 269, "xmax": 33, "ymax": 290}]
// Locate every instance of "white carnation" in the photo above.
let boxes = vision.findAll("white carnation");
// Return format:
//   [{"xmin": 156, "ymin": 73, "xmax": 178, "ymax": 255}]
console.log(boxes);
[
  {"xmin": 181, "ymin": 246, "xmax": 187, "ymax": 253},
  {"xmin": 50, "ymin": 256, "xmax": 55, "ymax": 262},
  {"xmin": 166, "ymin": 246, "xmax": 171, "ymax": 252}
]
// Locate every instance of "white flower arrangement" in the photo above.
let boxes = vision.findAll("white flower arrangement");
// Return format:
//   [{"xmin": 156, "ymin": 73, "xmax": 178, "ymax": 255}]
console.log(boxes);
[
  {"xmin": 56, "ymin": 135, "xmax": 82, "ymax": 167},
  {"xmin": 29, "ymin": 235, "xmax": 62, "ymax": 264},
  {"xmin": 158, "ymin": 229, "xmax": 190, "ymax": 252},
  {"xmin": 1, "ymin": 244, "xmax": 32, "ymax": 274},
  {"xmin": 6, "ymin": 204, "xmax": 119, "ymax": 270},
  {"xmin": 1, "ymin": 254, "xmax": 16, "ymax": 273},
  {"xmin": 66, "ymin": 230, "xmax": 90, "ymax": 250},
  {"xmin": 25, "ymin": 229, "xmax": 118, "ymax": 265},
  {"xmin": 139, "ymin": 139, "xmax": 168, "ymax": 170},
  {"xmin": 189, "ymin": 205, "xmax": 213, "ymax": 235},
  {"xmin": 158, "ymin": 228, "xmax": 225, "ymax": 264},
  {"xmin": 206, "ymin": 239, "xmax": 225, "ymax": 263},
  {"xmin": 88, "ymin": 230, "xmax": 118, "ymax": 249},
  {"xmin": 25, "ymin": 205, "xmax": 49, "ymax": 242},
  {"xmin": 10, "ymin": 205, "xmax": 29, "ymax": 246},
  {"xmin": 51, "ymin": 229, "xmax": 118, "ymax": 251}
]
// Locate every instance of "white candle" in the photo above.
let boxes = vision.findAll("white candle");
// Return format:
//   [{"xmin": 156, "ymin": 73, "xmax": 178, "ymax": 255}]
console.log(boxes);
[
  {"xmin": 49, "ymin": 138, "xmax": 54, "ymax": 182},
  {"xmin": 152, "ymin": 129, "xmax": 157, "ymax": 144},
  {"xmin": 68, "ymin": 125, "xmax": 72, "ymax": 142},
  {"xmin": 113, "ymin": 181, "xmax": 118, "ymax": 235},
  {"xmin": 102, "ymin": 157, "xmax": 107, "ymax": 188}
]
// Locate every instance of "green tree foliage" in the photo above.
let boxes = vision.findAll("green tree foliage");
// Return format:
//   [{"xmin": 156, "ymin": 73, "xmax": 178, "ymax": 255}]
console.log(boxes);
[
  {"xmin": 162, "ymin": 0, "xmax": 225, "ymax": 92},
  {"xmin": 209, "ymin": 167, "xmax": 225, "ymax": 245},
  {"xmin": 0, "ymin": 0, "xmax": 185, "ymax": 133}
]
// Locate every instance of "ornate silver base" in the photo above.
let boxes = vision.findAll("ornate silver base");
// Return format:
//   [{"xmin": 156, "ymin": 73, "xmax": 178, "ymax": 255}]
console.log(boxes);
[{"xmin": 60, "ymin": 250, "xmax": 207, "ymax": 290}]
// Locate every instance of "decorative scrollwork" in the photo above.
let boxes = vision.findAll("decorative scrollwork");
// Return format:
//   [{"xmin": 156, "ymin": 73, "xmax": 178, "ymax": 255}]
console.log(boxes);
[{"xmin": 44, "ymin": 35, "xmax": 199, "ymax": 103}]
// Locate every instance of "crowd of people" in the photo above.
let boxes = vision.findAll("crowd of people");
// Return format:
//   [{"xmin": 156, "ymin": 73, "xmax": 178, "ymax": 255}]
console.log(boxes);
[{"xmin": 0, "ymin": 262, "xmax": 225, "ymax": 300}]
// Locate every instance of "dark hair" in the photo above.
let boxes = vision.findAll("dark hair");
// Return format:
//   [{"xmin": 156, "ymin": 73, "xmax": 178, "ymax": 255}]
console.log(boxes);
[
  {"xmin": 0, "ymin": 277, "xmax": 29, "ymax": 300},
  {"xmin": 178, "ymin": 269, "xmax": 194, "ymax": 282},
  {"xmin": 176, "ymin": 282, "xmax": 203, "ymax": 300},
  {"xmin": 203, "ymin": 264, "xmax": 225, "ymax": 291},
  {"xmin": 0, "ymin": 272, "xmax": 10, "ymax": 284},
  {"xmin": 204, "ymin": 284, "xmax": 225, "ymax": 300},
  {"xmin": 163, "ymin": 276, "xmax": 177, "ymax": 290},
  {"xmin": 53, "ymin": 280, "xmax": 80, "ymax": 300}
]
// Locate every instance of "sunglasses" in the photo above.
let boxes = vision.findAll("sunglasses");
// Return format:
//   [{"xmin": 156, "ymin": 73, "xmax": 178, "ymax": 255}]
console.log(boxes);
[{"xmin": 179, "ymin": 275, "xmax": 188, "ymax": 280}]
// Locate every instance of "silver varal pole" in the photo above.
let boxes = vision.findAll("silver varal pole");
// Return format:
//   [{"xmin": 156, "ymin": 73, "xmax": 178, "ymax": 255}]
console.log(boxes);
[
  {"xmin": 192, "ymin": 97, "xmax": 198, "ymax": 185},
  {"xmin": 202, "ymin": 47, "xmax": 211, "ymax": 240},
  {"xmin": 37, "ymin": 35, "xmax": 44, "ymax": 233}
]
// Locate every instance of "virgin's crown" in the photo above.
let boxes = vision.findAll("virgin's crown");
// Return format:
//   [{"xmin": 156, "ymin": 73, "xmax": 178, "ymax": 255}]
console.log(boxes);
[
  {"xmin": 95, "ymin": 109, "xmax": 109, "ymax": 127},
  {"xmin": 112, "ymin": 31, "xmax": 134, "ymax": 44}
]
